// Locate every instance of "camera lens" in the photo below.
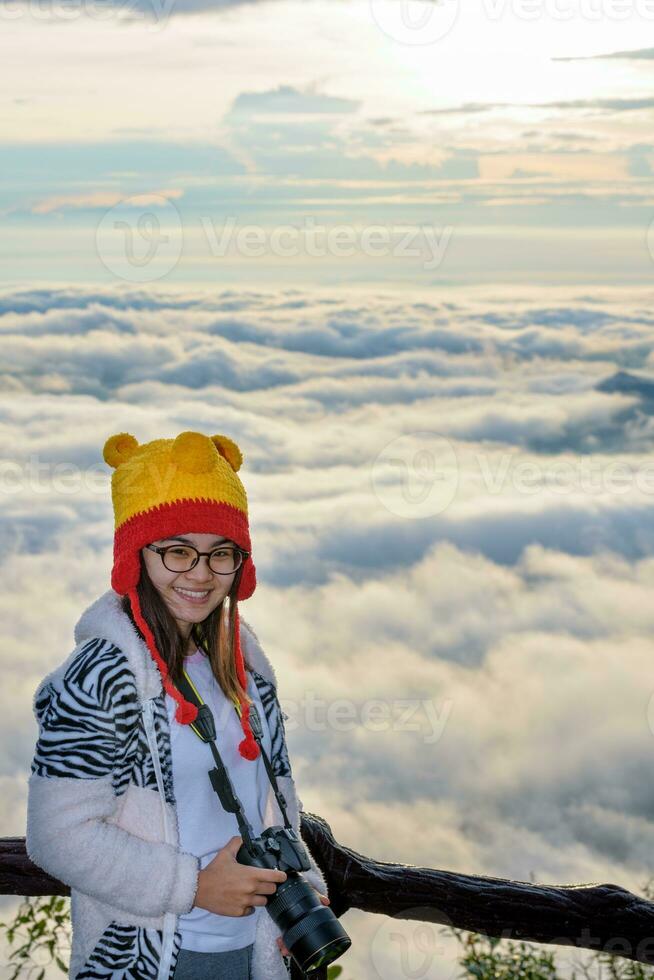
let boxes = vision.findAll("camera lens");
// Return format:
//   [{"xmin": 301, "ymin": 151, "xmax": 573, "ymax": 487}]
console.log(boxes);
[{"xmin": 267, "ymin": 873, "xmax": 351, "ymax": 973}]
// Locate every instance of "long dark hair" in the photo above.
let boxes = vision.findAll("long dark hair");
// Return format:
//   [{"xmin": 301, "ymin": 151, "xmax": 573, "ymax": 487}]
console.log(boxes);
[{"xmin": 121, "ymin": 551, "xmax": 252, "ymax": 707}]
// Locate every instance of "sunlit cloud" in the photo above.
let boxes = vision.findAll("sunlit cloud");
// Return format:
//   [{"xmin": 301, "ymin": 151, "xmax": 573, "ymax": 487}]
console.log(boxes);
[
  {"xmin": 554, "ymin": 46, "xmax": 654, "ymax": 60},
  {"xmin": 31, "ymin": 188, "xmax": 184, "ymax": 215}
]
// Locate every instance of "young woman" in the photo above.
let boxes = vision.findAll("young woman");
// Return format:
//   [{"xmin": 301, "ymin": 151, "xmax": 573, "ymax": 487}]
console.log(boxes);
[{"xmin": 26, "ymin": 430, "xmax": 329, "ymax": 980}]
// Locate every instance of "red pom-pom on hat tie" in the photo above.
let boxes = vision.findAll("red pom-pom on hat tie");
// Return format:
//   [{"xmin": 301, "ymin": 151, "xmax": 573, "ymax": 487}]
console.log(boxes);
[
  {"xmin": 128, "ymin": 588, "xmax": 259, "ymax": 759},
  {"xmin": 233, "ymin": 603, "xmax": 260, "ymax": 760},
  {"xmin": 127, "ymin": 587, "xmax": 199, "ymax": 725}
]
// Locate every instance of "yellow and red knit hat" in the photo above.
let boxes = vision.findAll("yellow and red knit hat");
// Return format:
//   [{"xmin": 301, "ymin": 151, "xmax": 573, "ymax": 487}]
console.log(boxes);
[{"xmin": 102, "ymin": 429, "xmax": 260, "ymax": 761}]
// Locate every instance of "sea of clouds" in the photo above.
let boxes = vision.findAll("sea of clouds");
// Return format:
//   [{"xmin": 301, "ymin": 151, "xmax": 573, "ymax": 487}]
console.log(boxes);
[{"xmin": 1, "ymin": 282, "xmax": 654, "ymax": 979}]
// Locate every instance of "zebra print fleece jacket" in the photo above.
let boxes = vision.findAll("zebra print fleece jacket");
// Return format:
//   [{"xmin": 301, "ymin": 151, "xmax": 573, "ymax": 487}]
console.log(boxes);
[{"xmin": 25, "ymin": 588, "xmax": 328, "ymax": 980}]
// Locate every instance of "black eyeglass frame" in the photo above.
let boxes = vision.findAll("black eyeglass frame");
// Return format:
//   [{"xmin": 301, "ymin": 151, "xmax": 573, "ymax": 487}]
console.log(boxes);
[{"xmin": 145, "ymin": 542, "xmax": 250, "ymax": 576}]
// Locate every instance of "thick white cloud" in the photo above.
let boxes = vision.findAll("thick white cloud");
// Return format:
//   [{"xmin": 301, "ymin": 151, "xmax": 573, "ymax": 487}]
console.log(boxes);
[{"xmin": 3, "ymin": 283, "xmax": 654, "ymax": 979}]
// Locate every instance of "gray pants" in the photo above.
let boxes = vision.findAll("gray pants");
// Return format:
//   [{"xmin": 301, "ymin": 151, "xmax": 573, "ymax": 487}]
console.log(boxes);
[{"xmin": 171, "ymin": 943, "xmax": 253, "ymax": 980}]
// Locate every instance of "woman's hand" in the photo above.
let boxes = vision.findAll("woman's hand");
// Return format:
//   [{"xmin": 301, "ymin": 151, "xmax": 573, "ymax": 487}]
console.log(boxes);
[
  {"xmin": 193, "ymin": 836, "xmax": 287, "ymax": 917},
  {"xmin": 276, "ymin": 887, "xmax": 330, "ymax": 959}
]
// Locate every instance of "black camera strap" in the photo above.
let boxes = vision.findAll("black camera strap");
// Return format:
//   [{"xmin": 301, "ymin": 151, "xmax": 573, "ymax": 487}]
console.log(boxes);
[{"xmin": 174, "ymin": 667, "xmax": 294, "ymax": 840}]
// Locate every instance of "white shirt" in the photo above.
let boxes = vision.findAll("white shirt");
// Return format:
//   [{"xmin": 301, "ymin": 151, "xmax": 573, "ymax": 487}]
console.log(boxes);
[{"xmin": 165, "ymin": 647, "xmax": 273, "ymax": 953}]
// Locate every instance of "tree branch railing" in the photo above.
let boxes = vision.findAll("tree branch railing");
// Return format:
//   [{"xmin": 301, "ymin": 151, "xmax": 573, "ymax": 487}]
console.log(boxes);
[{"xmin": 3, "ymin": 813, "xmax": 654, "ymax": 980}]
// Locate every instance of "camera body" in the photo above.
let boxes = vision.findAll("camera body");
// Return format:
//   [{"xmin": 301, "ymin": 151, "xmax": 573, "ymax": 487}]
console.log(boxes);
[
  {"xmin": 236, "ymin": 825, "xmax": 311, "ymax": 875},
  {"xmin": 236, "ymin": 825, "xmax": 351, "ymax": 974}
]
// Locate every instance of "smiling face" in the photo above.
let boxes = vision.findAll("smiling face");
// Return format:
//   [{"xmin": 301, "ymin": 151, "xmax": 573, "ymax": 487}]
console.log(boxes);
[{"xmin": 141, "ymin": 531, "xmax": 237, "ymax": 641}]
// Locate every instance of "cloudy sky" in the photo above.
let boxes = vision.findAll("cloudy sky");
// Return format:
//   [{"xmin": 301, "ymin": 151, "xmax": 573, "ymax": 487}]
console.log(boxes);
[
  {"xmin": 2, "ymin": 282, "xmax": 654, "ymax": 978},
  {"xmin": 2, "ymin": 0, "xmax": 654, "ymax": 286},
  {"xmin": 2, "ymin": 2, "xmax": 654, "ymax": 978}
]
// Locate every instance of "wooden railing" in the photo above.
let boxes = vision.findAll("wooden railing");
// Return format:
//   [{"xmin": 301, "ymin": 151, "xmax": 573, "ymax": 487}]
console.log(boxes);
[{"xmin": 3, "ymin": 812, "xmax": 654, "ymax": 978}]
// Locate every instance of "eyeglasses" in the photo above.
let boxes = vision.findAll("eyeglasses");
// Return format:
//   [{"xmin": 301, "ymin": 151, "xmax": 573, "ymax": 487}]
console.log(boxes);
[{"xmin": 145, "ymin": 543, "xmax": 249, "ymax": 576}]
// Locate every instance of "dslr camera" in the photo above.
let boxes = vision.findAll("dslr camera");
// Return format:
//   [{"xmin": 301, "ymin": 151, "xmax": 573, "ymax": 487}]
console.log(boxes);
[{"xmin": 237, "ymin": 825, "xmax": 351, "ymax": 974}]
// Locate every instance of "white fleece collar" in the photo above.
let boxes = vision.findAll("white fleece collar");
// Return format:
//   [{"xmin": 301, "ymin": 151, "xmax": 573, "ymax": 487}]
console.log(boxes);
[{"xmin": 73, "ymin": 589, "xmax": 278, "ymax": 703}]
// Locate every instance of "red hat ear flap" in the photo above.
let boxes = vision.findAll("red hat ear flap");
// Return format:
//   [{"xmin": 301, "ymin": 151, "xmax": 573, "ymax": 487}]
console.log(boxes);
[
  {"xmin": 237, "ymin": 559, "xmax": 256, "ymax": 601},
  {"xmin": 103, "ymin": 433, "xmax": 139, "ymax": 469},
  {"xmin": 211, "ymin": 434, "xmax": 243, "ymax": 473}
]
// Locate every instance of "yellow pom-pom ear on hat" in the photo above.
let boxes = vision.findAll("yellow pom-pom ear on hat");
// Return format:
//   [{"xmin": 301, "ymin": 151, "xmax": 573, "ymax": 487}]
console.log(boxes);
[
  {"xmin": 171, "ymin": 431, "xmax": 218, "ymax": 475},
  {"xmin": 211, "ymin": 433, "xmax": 243, "ymax": 472},
  {"xmin": 103, "ymin": 433, "xmax": 139, "ymax": 469}
]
